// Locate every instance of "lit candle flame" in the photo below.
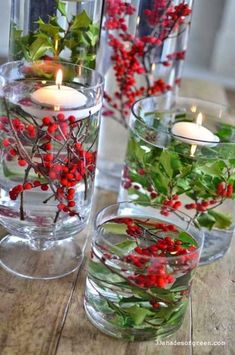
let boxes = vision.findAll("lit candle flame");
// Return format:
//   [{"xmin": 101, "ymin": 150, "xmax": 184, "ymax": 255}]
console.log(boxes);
[
  {"xmin": 56, "ymin": 69, "xmax": 63, "ymax": 90},
  {"xmin": 151, "ymin": 63, "xmax": 156, "ymax": 73},
  {"xmin": 190, "ymin": 112, "xmax": 203, "ymax": 157},
  {"xmin": 136, "ymin": 16, "xmax": 140, "ymax": 26}
]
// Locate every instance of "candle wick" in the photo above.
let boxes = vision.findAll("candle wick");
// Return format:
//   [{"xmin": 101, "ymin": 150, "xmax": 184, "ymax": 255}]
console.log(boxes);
[{"xmin": 58, "ymin": 84, "xmax": 61, "ymax": 90}]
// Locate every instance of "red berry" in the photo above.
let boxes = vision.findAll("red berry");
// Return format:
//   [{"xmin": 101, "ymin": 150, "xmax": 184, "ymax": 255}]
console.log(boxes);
[
  {"xmin": 42, "ymin": 117, "xmax": 51, "ymax": 126},
  {"xmin": 57, "ymin": 203, "xmax": 65, "ymax": 210},
  {"xmin": 2, "ymin": 139, "xmax": 10, "ymax": 147},
  {"xmin": 68, "ymin": 115, "xmax": 76, "ymax": 124},
  {"xmin": 41, "ymin": 184, "xmax": 49, "ymax": 191},
  {"xmin": 33, "ymin": 180, "xmax": 41, "ymax": 187},
  {"xmin": 150, "ymin": 192, "xmax": 158, "ymax": 199},
  {"xmin": 68, "ymin": 201, "xmax": 76, "ymax": 208},
  {"xmin": 49, "ymin": 171, "xmax": 57, "ymax": 179},
  {"xmin": 138, "ymin": 168, "xmax": 145, "ymax": 175},
  {"xmin": 57, "ymin": 113, "xmax": 65, "ymax": 122},
  {"xmin": 18, "ymin": 159, "xmax": 27, "ymax": 167},
  {"xmin": 173, "ymin": 201, "xmax": 182, "ymax": 209},
  {"xmin": 24, "ymin": 182, "xmax": 33, "ymax": 190}
]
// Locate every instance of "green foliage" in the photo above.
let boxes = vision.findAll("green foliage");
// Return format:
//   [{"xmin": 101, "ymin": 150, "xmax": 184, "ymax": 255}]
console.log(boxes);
[
  {"xmin": 125, "ymin": 129, "xmax": 235, "ymax": 230},
  {"xmin": 9, "ymin": 3, "xmax": 100, "ymax": 68}
]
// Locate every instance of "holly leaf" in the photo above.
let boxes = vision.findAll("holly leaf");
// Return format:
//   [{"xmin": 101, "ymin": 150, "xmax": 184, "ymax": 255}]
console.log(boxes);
[
  {"xmin": 197, "ymin": 212, "xmax": 216, "ymax": 230},
  {"xmin": 29, "ymin": 37, "xmax": 52, "ymax": 60},
  {"xmin": 88, "ymin": 261, "xmax": 123, "ymax": 283},
  {"xmin": 56, "ymin": 0, "xmax": 67, "ymax": 16},
  {"xmin": 177, "ymin": 231, "xmax": 198, "ymax": 247},
  {"xmin": 37, "ymin": 19, "xmax": 61, "ymax": 37},
  {"xmin": 123, "ymin": 305, "xmax": 154, "ymax": 325},
  {"xmin": 110, "ymin": 240, "xmax": 137, "ymax": 256},
  {"xmin": 71, "ymin": 10, "xmax": 91, "ymax": 30},
  {"xmin": 171, "ymin": 271, "xmax": 193, "ymax": 289},
  {"xmin": 208, "ymin": 210, "xmax": 232, "ymax": 229},
  {"xmin": 159, "ymin": 150, "xmax": 181, "ymax": 178},
  {"xmin": 196, "ymin": 161, "xmax": 225, "ymax": 177}
]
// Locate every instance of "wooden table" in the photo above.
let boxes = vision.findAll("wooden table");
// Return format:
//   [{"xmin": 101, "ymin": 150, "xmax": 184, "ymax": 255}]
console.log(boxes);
[{"xmin": 0, "ymin": 80, "xmax": 234, "ymax": 355}]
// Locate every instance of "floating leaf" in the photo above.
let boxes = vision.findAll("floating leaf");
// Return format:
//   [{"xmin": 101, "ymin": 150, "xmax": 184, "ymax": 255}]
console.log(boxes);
[
  {"xmin": 177, "ymin": 231, "xmax": 198, "ymax": 247},
  {"xmin": 123, "ymin": 305, "xmax": 154, "ymax": 326}
]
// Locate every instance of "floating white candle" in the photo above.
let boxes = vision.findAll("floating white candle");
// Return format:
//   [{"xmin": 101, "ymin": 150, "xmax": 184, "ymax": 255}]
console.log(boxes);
[
  {"xmin": 31, "ymin": 69, "xmax": 87, "ymax": 109},
  {"xmin": 171, "ymin": 113, "xmax": 220, "ymax": 146},
  {"xmin": 20, "ymin": 69, "xmax": 102, "ymax": 119}
]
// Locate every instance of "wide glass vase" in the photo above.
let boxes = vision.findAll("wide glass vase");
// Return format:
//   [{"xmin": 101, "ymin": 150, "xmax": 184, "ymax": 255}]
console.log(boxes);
[
  {"xmin": 84, "ymin": 202, "xmax": 203, "ymax": 341},
  {"xmin": 96, "ymin": 0, "xmax": 194, "ymax": 191},
  {"xmin": 9, "ymin": 0, "xmax": 104, "ymax": 68},
  {"xmin": 119, "ymin": 95, "xmax": 235, "ymax": 265},
  {"xmin": 0, "ymin": 60, "xmax": 104, "ymax": 279}
]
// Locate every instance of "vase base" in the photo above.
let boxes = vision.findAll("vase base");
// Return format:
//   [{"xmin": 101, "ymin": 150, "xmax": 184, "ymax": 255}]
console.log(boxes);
[
  {"xmin": 84, "ymin": 297, "xmax": 182, "ymax": 342},
  {"xmin": 0, "ymin": 235, "xmax": 84, "ymax": 280}
]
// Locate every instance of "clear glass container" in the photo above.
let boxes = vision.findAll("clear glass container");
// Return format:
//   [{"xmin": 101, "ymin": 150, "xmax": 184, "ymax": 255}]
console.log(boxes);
[
  {"xmin": 84, "ymin": 201, "xmax": 203, "ymax": 341},
  {"xmin": 9, "ymin": 0, "xmax": 104, "ymax": 68},
  {"xmin": 96, "ymin": 0, "xmax": 194, "ymax": 191},
  {"xmin": 0, "ymin": 60, "xmax": 104, "ymax": 279},
  {"xmin": 119, "ymin": 95, "xmax": 235, "ymax": 265}
]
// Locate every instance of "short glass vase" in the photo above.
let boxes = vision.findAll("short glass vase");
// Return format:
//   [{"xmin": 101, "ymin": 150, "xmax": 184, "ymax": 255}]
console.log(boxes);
[
  {"xmin": 0, "ymin": 60, "xmax": 104, "ymax": 279},
  {"xmin": 119, "ymin": 95, "xmax": 235, "ymax": 265},
  {"xmin": 84, "ymin": 202, "xmax": 203, "ymax": 341}
]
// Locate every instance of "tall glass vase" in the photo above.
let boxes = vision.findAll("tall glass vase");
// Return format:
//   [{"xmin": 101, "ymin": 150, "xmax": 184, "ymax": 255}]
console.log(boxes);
[
  {"xmin": 0, "ymin": 60, "xmax": 104, "ymax": 279},
  {"xmin": 9, "ymin": 0, "xmax": 104, "ymax": 68},
  {"xmin": 96, "ymin": 0, "xmax": 194, "ymax": 191}
]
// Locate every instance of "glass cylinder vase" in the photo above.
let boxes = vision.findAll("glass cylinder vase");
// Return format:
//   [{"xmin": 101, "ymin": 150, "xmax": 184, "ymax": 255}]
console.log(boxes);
[
  {"xmin": 0, "ymin": 60, "xmax": 104, "ymax": 279},
  {"xmin": 9, "ymin": 0, "xmax": 104, "ymax": 68},
  {"xmin": 84, "ymin": 201, "xmax": 203, "ymax": 340},
  {"xmin": 96, "ymin": 0, "xmax": 194, "ymax": 191},
  {"xmin": 119, "ymin": 95, "xmax": 235, "ymax": 265}
]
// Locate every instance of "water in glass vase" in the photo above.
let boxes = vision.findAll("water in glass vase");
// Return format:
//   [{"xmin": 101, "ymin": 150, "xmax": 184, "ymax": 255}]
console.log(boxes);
[
  {"xmin": 119, "ymin": 96, "xmax": 235, "ymax": 265},
  {"xmin": 0, "ymin": 60, "xmax": 103, "ymax": 279},
  {"xmin": 85, "ymin": 215, "xmax": 200, "ymax": 341}
]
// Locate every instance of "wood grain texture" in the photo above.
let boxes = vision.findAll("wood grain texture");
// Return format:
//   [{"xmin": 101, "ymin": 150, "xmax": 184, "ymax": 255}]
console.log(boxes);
[
  {"xmin": 0, "ymin": 189, "xmax": 116, "ymax": 355},
  {"xmin": 191, "ymin": 236, "xmax": 235, "ymax": 355}
]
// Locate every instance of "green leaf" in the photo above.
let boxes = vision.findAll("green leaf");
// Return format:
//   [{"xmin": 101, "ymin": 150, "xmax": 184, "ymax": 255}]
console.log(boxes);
[
  {"xmin": 177, "ymin": 231, "xmax": 198, "ymax": 247},
  {"xmin": 167, "ymin": 301, "xmax": 188, "ymax": 325},
  {"xmin": 102, "ymin": 222, "xmax": 127, "ymax": 235},
  {"xmin": 71, "ymin": 10, "xmax": 91, "ymax": 31},
  {"xmin": 208, "ymin": 210, "xmax": 232, "ymax": 229},
  {"xmin": 159, "ymin": 150, "xmax": 181, "ymax": 178},
  {"xmin": 123, "ymin": 305, "xmax": 154, "ymax": 326},
  {"xmin": 37, "ymin": 19, "xmax": 61, "ymax": 37},
  {"xmin": 29, "ymin": 37, "xmax": 52, "ymax": 60},
  {"xmin": 196, "ymin": 161, "xmax": 225, "ymax": 177},
  {"xmin": 57, "ymin": 0, "xmax": 67, "ymax": 16},
  {"xmin": 171, "ymin": 272, "xmax": 193, "ymax": 289},
  {"xmin": 196, "ymin": 212, "xmax": 216, "ymax": 230},
  {"xmin": 110, "ymin": 240, "xmax": 137, "ymax": 256},
  {"xmin": 88, "ymin": 261, "xmax": 123, "ymax": 283}
]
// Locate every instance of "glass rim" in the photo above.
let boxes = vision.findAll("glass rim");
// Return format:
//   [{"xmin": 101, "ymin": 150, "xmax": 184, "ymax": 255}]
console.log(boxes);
[
  {"xmin": 94, "ymin": 201, "xmax": 204, "ymax": 261},
  {"xmin": 130, "ymin": 94, "xmax": 234, "ymax": 145},
  {"xmin": 0, "ymin": 59, "xmax": 104, "ymax": 90}
]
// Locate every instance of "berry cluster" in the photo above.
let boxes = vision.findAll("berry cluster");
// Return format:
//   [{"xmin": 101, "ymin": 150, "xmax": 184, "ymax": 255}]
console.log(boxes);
[
  {"xmin": 216, "ymin": 182, "xmax": 233, "ymax": 198},
  {"xmin": 161, "ymin": 195, "xmax": 182, "ymax": 216},
  {"xmin": 103, "ymin": 0, "xmax": 192, "ymax": 126},
  {"xmin": 1, "ymin": 112, "xmax": 96, "ymax": 221}
]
